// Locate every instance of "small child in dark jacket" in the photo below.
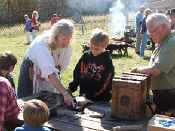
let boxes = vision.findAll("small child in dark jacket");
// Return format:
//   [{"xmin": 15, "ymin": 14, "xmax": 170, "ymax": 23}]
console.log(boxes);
[
  {"xmin": 14, "ymin": 99, "xmax": 50, "ymax": 131},
  {"xmin": 68, "ymin": 29, "xmax": 114, "ymax": 102}
]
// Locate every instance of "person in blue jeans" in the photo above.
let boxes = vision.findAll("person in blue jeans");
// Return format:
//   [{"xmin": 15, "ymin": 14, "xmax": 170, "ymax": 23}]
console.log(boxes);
[
  {"xmin": 14, "ymin": 99, "xmax": 50, "ymax": 131},
  {"xmin": 135, "ymin": 6, "xmax": 145, "ymax": 54},
  {"xmin": 140, "ymin": 9, "xmax": 152, "ymax": 58}
]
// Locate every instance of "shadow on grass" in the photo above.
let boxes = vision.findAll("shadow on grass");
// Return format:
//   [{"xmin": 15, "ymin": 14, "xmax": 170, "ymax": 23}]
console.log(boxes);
[{"xmin": 112, "ymin": 54, "xmax": 133, "ymax": 59}]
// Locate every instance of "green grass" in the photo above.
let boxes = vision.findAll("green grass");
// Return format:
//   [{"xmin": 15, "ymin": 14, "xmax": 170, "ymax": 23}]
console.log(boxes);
[{"xmin": 0, "ymin": 15, "xmax": 151, "ymax": 90}]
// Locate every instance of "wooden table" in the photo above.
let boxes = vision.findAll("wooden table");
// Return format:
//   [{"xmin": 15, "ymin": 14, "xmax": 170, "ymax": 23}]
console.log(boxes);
[
  {"xmin": 44, "ymin": 103, "xmax": 149, "ymax": 131},
  {"xmin": 18, "ymin": 94, "xmax": 149, "ymax": 131}
]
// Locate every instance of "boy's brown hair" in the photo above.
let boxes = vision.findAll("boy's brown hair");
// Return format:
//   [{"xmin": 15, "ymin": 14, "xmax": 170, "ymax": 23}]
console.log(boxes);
[
  {"xmin": 0, "ymin": 51, "xmax": 17, "ymax": 71},
  {"xmin": 90, "ymin": 28, "xmax": 109, "ymax": 47},
  {"xmin": 23, "ymin": 99, "xmax": 49, "ymax": 127}
]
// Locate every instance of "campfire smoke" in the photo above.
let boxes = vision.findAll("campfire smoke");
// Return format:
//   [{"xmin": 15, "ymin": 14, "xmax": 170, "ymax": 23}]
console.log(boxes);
[
  {"xmin": 108, "ymin": 0, "xmax": 148, "ymax": 38},
  {"xmin": 109, "ymin": 0, "xmax": 127, "ymax": 37}
]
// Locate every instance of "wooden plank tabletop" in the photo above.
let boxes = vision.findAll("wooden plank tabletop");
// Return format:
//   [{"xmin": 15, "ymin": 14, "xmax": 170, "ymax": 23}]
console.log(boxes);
[
  {"xmin": 18, "ymin": 94, "xmax": 149, "ymax": 131},
  {"xmin": 44, "ymin": 104, "xmax": 149, "ymax": 131}
]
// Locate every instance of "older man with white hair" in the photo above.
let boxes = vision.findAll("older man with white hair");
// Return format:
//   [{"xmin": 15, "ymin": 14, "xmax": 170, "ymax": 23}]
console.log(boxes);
[{"xmin": 133, "ymin": 13, "xmax": 175, "ymax": 114}]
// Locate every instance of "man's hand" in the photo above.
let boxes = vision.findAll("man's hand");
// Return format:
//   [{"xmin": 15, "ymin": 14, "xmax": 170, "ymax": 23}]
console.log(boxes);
[{"xmin": 131, "ymin": 66, "xmax": 161, "ymax": 77}]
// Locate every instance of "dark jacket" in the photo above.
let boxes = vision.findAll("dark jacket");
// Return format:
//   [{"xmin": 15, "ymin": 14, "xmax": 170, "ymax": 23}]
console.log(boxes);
[
  {"xmin": 140, "ymin": 17, "xmax": 147, "ymax": 34},
  {"xmin": 69, "ymin": 51, "xmax": 114, "ymax": 102}
]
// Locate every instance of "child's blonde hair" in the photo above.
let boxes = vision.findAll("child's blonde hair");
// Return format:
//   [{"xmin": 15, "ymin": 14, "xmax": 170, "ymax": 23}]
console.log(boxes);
[
  {"xmin": 23, "ymin": 99, "xmax": 49, "ymax": 127},
  {"xmin": 90, "ymin": 28, "xmax": 109, "ymax": 47}
]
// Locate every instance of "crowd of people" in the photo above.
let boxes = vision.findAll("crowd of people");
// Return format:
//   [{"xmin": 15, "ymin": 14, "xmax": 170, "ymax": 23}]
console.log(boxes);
[
  {"xmin": 0, "ymin": 7, "xmax": 175, "ymax": 131},
  {"xmin": 24, "ymin": 10, "xmax": 40, "ymax": 44},
  {"xmin": 133, "ymin": 11, "xmax": 175, "ymax": 114},
  {"xmin": 1, "ymin": 18, "xmax": 115, "ymax": 131},
  {"xmin": 24, "ymin": 11, "xmax": 62, "ymax": 45},
  {"xmin": 135, "ymin": 6, "xmax": 153, "ymax": 58}
]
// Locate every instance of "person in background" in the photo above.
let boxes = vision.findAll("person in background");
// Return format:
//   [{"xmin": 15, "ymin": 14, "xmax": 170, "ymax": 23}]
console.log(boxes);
[
  {"xmin": 14, "ymin": 99, "xmax": 50, "ymax": 131},
  {"xmin": 166, "ymin": 8, "xmax": 175, "ymax": 30},
  {"xmin": 50, "ymin": 13, "xmax": 61, "ymax": 26},
  {"xmin": 135, "ymin": 5, "xmax": 145, "ymax": 55},
  {"xmin": 68, "ymin": 29, "xmax": 114, "ymax": 102},
  {"xmin": 139, "ymin": 8, "xmax": 152, "ymax": 58},
  {"xmin": 24, "ymin": 14, "xmax": 33, "ymax": 45},
  {"xmin": 132, "ymin": 13, "xmax": 175, "ymax": 114},
  {"xmin": 0, "ymin": 76, "xmax": 20, "ymax": 131},
  {"xmin": 0, "ymin": 51, "xmax": 17, "ymax": 89},
  {"xmin": 31, "ymin": 10, "xmax": 40, "ymax": 40}
]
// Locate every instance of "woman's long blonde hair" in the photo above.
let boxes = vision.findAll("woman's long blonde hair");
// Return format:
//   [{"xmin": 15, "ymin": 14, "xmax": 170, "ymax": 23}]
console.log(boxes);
[{"xmin": 48, "ymin": 19, "xmax": 74, "ymax": 50}]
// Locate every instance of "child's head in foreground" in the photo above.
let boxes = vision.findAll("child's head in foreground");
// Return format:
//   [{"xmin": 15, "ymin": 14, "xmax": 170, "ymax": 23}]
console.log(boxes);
[
  {"xmin": 0, "ymin": 51, "xmax": 17, "ymax": 76},
  {"xmin": 90, "ymin": 28, "xmax": 109, "ymax": 56},
  {"xmin": 23, "ymin": 99, "xmax": 49, "ymax": 127}
]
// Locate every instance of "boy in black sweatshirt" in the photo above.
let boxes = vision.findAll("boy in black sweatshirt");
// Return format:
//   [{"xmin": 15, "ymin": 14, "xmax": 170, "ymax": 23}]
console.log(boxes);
[{"xmin": 68, "ymin": 29, "xmax": 114, "ymax": 102}]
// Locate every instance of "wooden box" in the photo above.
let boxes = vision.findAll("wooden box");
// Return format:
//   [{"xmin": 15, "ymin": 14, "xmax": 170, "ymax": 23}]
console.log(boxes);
[{"xmin": 112, "ymin": 73, "xmax": 151, "ymax": 121}]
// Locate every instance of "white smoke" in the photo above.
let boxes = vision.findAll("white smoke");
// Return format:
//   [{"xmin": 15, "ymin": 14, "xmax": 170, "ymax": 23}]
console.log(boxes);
[
  {"xmin": 108, "ymin": 0, "xmax": 148, "ymax": 37},
  {"xmin": 109, "ymin": 0, "xmax": 126, "ymax": 37}
]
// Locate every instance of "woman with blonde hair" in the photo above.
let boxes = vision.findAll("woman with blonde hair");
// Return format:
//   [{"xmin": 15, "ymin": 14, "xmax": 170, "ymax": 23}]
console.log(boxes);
[{"xmin": 18, "ymin": 19, "xmax": 75, "ymax": 107}]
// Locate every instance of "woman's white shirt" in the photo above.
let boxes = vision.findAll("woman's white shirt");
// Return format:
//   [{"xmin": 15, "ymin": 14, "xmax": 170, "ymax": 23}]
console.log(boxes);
[{"xmin": 25, "ymin": 32, "xmax": 72, "ymax": 94}]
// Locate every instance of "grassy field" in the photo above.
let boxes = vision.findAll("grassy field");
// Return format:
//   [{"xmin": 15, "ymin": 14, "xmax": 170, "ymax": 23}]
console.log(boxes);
[{"xmin": 0, "ymin": 15, "xmax": 151, "ymax": 90}]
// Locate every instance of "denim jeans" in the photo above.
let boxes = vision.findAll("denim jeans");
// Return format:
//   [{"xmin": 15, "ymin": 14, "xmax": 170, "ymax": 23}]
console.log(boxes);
[
  {"xmin": 135, "ymin": 32, "xmax": 142, "ymax": 53},
  {"xmin": 140, "ymin": 32, "xmax": 149, "ymax": 57}
]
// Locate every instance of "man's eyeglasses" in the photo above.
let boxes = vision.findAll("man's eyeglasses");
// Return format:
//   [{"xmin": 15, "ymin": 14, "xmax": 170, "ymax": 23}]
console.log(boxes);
[{"xmin": 147, "ymin": 26, "xmax": 160, "ymax": 36}]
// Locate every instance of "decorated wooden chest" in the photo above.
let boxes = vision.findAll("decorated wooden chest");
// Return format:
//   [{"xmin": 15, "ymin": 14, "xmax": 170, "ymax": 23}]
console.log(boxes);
[{"xmin": 112, "ymin": 73, "xmax": 151, "ymax": 120}]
